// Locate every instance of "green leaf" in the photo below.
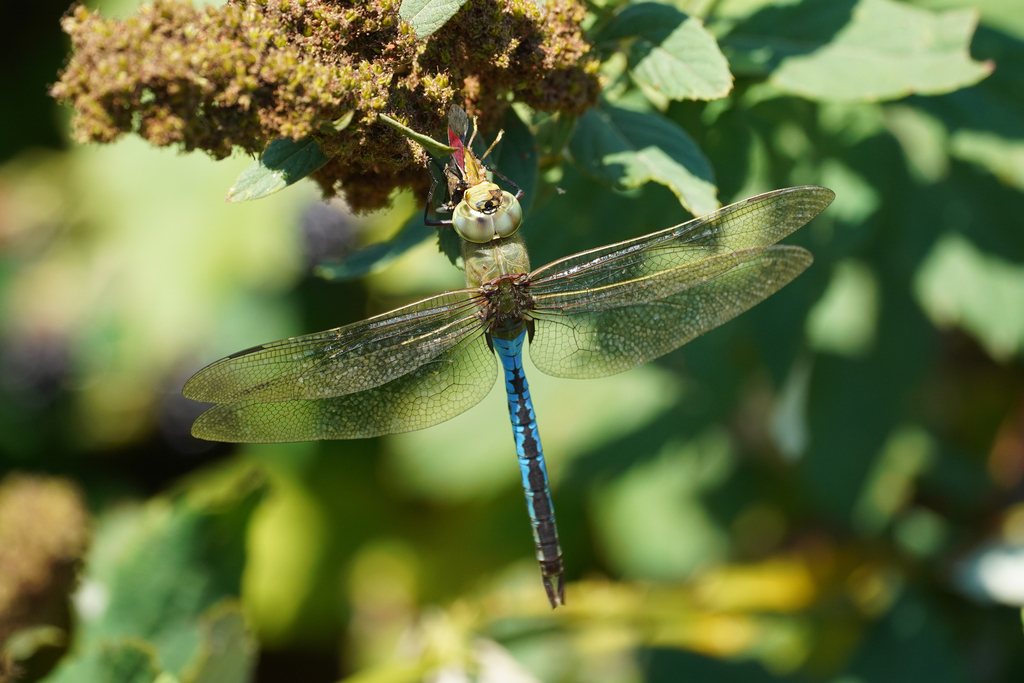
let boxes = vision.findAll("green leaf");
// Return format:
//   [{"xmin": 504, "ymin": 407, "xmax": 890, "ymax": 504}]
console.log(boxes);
[
  {"xmin": 806, "ymin": 259, "xmax": 879, "ymax": 358},
  {"xmin": 317, "ymin": 109, "xmax": 355, "ymax": 134},
  {"xmin": 44, "ymin": 640, "xmax": 162, "ymax": 683},
  {"xmin": 882, "ymin": 104, "xmax": 950, "ymax": 183},
  {"xmin": 938, "ymin": 88, "xmax": 1024, "ymax": 193},
  {"xmin": 532, "ymin": 110, "xmax": 577, "ymax": 158},
  {"xmin": 914, "ymin": 233, "xmax": 1024, "ymax": 362},
  {"xmin": 597, "ymin": 3, "xmax": 733, "ymax": 101},
  {"xmin": 950, "ymin": 129, "xmax": 1024, "ymax": 192},
  {"xmin": 907, "ymin": 19, "xmax": 1024, "ymax": 189},
  {"xmin": 852, "ymin": 426, "xmax": 935, "ymax": 536},
  {"xmin": 569, "ymin": 103, "xmax": 718, "ymax": 215},
  {"xmin": 399, "ymin": 0, "xmax": 469, "ymax": 38},
  {"xmin": 186, "ymin": 604, "xmax": 256, "ymax": 683},
  {"xmin": 378, "ymin": 113, "xmax": 457, "ymax": 158},
  {"xmin": 315, "ymin": 212, "xmax": 434, "ymax": 281},
  {"xmin": 592, "ymin": 430, "xmax": 731, "ymax": 579},
  {"xmin": 46, "ymin": 467, "xmax": 266, "ymax": 681},
  {"xmin": 721, "ymin": 0, "xmax": 993, "ymax": 102},
  {"xmin": 225, "ymin": 137, "xmax": 329, "ymax": 203}
]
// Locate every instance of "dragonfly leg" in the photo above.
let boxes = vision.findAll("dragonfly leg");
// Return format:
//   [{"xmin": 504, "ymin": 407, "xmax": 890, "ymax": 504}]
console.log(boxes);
[
  {"xmin": 491, "ymin": 331, "xmax": 565, "ymax": 608},
  {"xmin": 423, "ymin": 171, "xmax": 454, "ymax": 227}
]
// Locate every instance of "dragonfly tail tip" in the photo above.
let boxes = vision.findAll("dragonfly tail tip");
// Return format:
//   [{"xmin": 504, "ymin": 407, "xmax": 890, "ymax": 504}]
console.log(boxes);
[{"xmin": 543, "ymin": 574, "xmax": 565, "ymax": 608}]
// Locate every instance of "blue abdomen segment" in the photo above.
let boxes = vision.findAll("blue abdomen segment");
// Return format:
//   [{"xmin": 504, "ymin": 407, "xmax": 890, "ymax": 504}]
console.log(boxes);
[{"xmin": 491, "ymin": 331, "xmax": 565, "ymax": 607}]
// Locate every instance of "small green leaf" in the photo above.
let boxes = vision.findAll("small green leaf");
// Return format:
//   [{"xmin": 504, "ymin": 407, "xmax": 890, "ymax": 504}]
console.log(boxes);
[
  {"xmin": 378, "ymin": 113, "xmax": 457, "ymax": 158},
  {"xmin": 722, "ymin": 0, "xmax": 993, "ymax": 102},
  {"xmin": 597, "ymin": 3, "xmax": 733, "ymax": 101},
  {"xmin": 569, "ymin": 103, "xmax": 718, "ymax": 215},
  {"xmin": 225, "ymin": 137, "xmax": 329, "ymax": 203},
  {"xmin": 317, "ymin": 109, "xmax": 355, "ymax": 134},
  {"xmin": 399, "ymin": 0, "xmax": 469, "ymax": 38},
  {"xmin": 315, "ymin": 213, "xmax": 434, "ymax": 281}
]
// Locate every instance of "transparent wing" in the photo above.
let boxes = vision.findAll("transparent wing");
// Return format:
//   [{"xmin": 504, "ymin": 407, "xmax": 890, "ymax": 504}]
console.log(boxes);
[
  {"xmin": 191, "ymin": 330, "xmax": 496, "ymax": 442},
  {"xmin": 183, "ymin": 290, "xmax": 484, "ymax": 404},
  {"xmin": 530, "ymin": 246, "xmax": 812, "ymax": 378},
  {"xmin": 527, "ymin": 186, "xmax": 834, "ymax": 295},
  {"xmin": 524, "ymin": 187, "xmax": 831, "ymax": 379}
]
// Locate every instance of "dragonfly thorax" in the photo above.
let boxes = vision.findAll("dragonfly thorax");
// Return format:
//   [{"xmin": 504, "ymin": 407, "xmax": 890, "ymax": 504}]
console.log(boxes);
[
  {"xmin": 482, "ymin": 276, "xmax": 535, "ymax": 339},
  {"xmin": 453, "ymin": 181, "xmax": 523, "ymax": 243},
  {"xmin": 462, "ymin": 231, "xmax": 531, "ymax": 288}
]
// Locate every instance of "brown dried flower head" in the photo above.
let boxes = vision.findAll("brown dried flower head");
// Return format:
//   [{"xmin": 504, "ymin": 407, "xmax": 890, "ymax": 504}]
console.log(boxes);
[{"xmin": 51, "ymin": 0, "xmax": 601, "ymax": 212}]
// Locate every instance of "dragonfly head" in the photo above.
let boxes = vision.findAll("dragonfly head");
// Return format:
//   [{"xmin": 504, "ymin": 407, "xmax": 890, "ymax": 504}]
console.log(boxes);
[{"xmin": 453, "ymin": 181, "xmax": 523, "ymax": 242}]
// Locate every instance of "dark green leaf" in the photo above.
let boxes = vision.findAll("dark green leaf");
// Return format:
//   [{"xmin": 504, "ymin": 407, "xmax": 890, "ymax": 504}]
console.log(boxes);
[
  {"xmin": 399, "ymin": 0, "xmax": 469, "ymax": 38},
  {"xmin": 225, "ymin": 137, "xmax": 329, "ymax": 203},
  {"xmin": 569, "ymin": 103, "xmax": 718, "ymax": 215},
  {"xmin": 598, "ymin": 3, "xmax": 733, "ymax": 101},
  {"xmin": 378, "ymin": 113, "xmax": 457, "ymax": 157}
]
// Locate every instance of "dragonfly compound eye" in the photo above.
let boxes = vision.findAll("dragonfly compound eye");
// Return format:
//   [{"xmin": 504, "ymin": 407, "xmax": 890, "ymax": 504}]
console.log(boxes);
[{"xmin": 454, "ymin": 191, "xmax": 522, "ymax": 242}]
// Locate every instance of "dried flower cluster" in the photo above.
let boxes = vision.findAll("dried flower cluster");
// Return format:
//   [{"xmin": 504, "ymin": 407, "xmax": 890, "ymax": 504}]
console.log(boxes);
[
  {"xmin": 51, "ymin": 0, "xmax": 601, "ymax": 211},
  {"xmin": 0, "ymin": 474, "xmax": 89, "ymax": 679}
]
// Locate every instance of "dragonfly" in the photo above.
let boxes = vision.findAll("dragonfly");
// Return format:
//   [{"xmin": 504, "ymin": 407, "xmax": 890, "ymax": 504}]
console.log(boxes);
[
  {"xmin": 184, "ymin": 110, "xmax": 835, "ymax": 608},
  {"xmin": 421, "ymin": 104, "xmax": 525, "ymax": 242}
]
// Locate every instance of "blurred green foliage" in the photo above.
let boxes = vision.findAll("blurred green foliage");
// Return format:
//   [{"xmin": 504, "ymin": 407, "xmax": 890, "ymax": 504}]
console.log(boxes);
[{"xmin": 3, "ymin": 0, "xmax": 1024, "ymax": 682}]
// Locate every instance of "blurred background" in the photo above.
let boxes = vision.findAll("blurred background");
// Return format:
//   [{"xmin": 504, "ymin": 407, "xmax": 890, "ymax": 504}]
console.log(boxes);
[{"xmin": 3, "ymin": 0, "xmax": 1024, "ymax": 682}]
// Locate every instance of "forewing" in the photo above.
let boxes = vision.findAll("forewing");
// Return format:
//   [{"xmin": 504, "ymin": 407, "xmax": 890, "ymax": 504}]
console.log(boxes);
[
  {"xmin": 527, "ymin": 186, "xmax": 833, "ymax": 295},
  {"xmin": 191, "ymin": 329, "xmax": 496, "ymax": 442},
  {"xmin": 529, "ymin": 246, "xmax": 813, "ymax": 379},
  {"xmin": 183, "ymin": 290, "xmax": 485, "ymax": 403}
]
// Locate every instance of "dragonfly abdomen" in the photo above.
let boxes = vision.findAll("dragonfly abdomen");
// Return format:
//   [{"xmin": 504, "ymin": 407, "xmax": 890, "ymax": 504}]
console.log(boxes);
[{"xmin": 491, "ymin": 331, "xmax": 565, "ymax": 608}]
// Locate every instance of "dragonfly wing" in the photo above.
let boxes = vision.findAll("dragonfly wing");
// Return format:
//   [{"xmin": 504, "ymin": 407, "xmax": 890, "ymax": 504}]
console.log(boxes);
[
  {"xmin": 527, "ymin": 186, "xmax": 833, "ymax": 292},
  {"xmin": 191, "ymin": 328, "xmax": 496, "ymax": 442},
  {"xmin": 183, "ymin": 290, "xmax": 484, "ymax": 403},
  {"xmin": 529, "ymin": 245, "xmax": 812, "ymax": 379}
]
